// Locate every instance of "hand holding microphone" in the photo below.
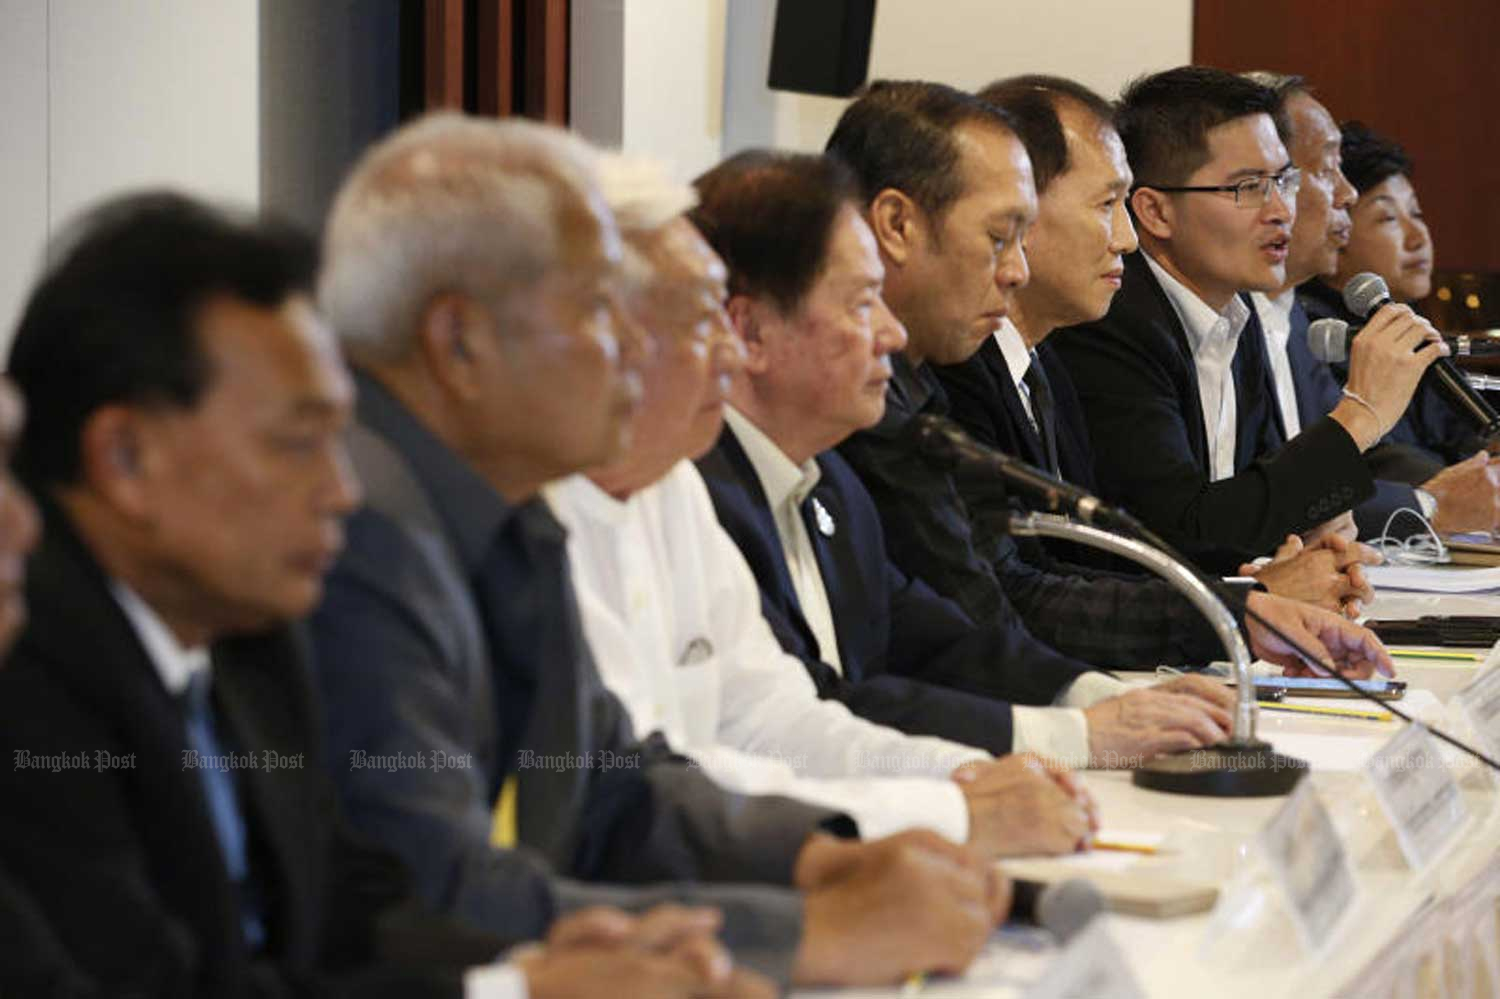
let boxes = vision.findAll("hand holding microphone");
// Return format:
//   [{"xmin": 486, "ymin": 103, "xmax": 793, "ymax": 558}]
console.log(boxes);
[{"xmin": 1332, "ymin": 292, "xmax": 1446, "ymax": 450}]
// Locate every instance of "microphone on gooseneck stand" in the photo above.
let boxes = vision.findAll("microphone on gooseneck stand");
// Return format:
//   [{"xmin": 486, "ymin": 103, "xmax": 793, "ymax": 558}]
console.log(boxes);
[
  {"xmin": 910, "ymin": 414, "xmax": 1143, "ymax": 534},
  {"xmin": 1340, "ymin": 272, "xmax": 1500, "ymax": 441}
]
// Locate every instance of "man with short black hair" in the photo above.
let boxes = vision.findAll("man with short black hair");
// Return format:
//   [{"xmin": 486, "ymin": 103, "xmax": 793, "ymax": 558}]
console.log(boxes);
[{"xmin": 1049, "ymin": 66, "xmax": 1442, "ymax": 571}]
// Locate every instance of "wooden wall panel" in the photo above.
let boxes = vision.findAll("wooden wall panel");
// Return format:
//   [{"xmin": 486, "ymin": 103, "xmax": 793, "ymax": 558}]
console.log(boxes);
[
  {"xmin": 1193, "ymin": 0, "xmax": 1500, "ymax": 275},
  {"xmin": 423, "ymin": 0, "xmax": 465, "ymax": 109}
]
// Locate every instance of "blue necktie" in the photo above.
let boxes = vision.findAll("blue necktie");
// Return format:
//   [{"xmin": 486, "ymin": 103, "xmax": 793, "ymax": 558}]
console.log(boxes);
[{"xmin": 181, "ymin": 669, "xmax": 266, "ymax": 951}]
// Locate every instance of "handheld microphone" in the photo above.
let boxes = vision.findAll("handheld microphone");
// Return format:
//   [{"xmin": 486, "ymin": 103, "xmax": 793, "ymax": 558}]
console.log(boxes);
[
  {"xmin": 910, "ymin": 414, "xmax": 1141, "ymax": 532},
  {"xmin": 1341, "ymin": 272, "xmax": 1500, "ymax": 440},
  {"xmin": 1011, "ymin": 877, "xmax": 1104, "ymax": 942},
  {"xmin": 1307, "ymin": 318, "xmax": 1500, "ymax": 363}
]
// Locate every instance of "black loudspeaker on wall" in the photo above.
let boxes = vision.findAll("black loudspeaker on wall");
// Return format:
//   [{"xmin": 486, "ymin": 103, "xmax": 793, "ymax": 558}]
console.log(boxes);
[{"xmin": 767, "ymin": 0, "xmax": 877, "ymax": 97}]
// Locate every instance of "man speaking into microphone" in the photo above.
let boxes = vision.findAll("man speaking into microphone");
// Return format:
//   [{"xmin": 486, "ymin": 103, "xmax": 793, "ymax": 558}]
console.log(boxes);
[{"xmin": 1049, "ymin": 67, "xmax": 1442, "ymax": 572}]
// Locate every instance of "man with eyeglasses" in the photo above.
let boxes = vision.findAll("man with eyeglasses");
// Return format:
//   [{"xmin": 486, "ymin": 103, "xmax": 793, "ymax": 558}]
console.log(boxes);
[{"xmin": 1050, "ymin": 67, "xmax": 1442, "ymax": 573}]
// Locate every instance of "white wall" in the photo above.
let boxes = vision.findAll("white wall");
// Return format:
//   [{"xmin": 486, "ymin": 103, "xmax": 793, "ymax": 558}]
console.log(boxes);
[
  {"xmin": 573, "ymin": 0, "xmax": 1193, "ymax": 178},
  {"xmin": 726, "ymin": 0, "xmax": 1194, "ymax": 155},
  {"xmin": 0, "ymin": 0, "xmax": 260, "ymax": 347},
  {"xmin": 573, "ymin": 0, "xmax": 729, "ymax": 181}
]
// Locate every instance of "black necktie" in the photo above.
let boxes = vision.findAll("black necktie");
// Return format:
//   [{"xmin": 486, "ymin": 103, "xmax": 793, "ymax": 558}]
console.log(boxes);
[{"xmin": 1023, "ymin": 354, "xmax": 1060, "ymax": 476}]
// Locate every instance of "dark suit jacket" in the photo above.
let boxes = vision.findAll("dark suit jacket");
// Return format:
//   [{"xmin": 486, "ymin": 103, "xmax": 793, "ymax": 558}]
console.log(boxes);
[
  {"xmin": 699, "ymin": 422, "xmax": 1097, "ymax": 756},
  {"xmin": 0, "ymin": 496, "xmax": 504, "ymax": 999},
  {"xmin": 1049, "ymin": 251, "xmax": 1375, "ymax": 572},
  {"xmin": 310, "ymin": 374, "xmax": 813, "ymax": 984},
  {"xmin": 929, "ymin": 339, "xmax": 1238, "ymax": 668},
  {"xmin": 1257, "ymin": 295, "xmax": 1434, "ymax": 540},
  {"xmin": 0, "ymin": 863, "xmax": 98, "ymax": 998}
]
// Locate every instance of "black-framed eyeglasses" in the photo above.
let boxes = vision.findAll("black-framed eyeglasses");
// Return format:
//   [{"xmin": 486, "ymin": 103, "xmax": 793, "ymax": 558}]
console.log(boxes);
[{"xmin": 1139, "ymin": 167, "xmax": 1302, "ymax": 209}]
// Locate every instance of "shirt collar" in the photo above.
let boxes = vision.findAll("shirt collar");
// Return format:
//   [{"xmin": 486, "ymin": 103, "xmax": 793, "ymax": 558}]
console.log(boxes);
[
  {"xmin": 1144, "ymin": 252, "xmax": 1252, "ymax": 351},
  {"xmin": 544, "ymin": 472, "xmax": 633, "ymax": 529},
  {"xmin": 1250, "ymin": 289, "xmax": 1296, "ymax": 339},
  {"xmin": 992, "ymin": 317, "xmax": 1034, "ymax": 393},
  {"xmin": 110, "ymin": 581, "xmax": 210, "ymax": 696},
  {"xmin": 723, "ymin": 406, "xmax": 821, "ymax": 510},
  {"xmin": 352, "ymin": 368, "xmax": 517, "ymax": 574}
]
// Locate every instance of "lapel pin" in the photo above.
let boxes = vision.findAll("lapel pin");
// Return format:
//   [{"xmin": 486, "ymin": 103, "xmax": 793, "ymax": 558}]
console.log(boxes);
[{"xmin": 812, "ymin": 497, "xmax": 836, "ymax": 538}]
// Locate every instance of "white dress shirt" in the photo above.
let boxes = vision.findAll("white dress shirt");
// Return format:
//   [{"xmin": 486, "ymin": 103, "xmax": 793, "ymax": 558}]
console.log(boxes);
[
  {"xmin": 547, "ymin": 460, "xmax": 986, "ymax": 844},
  {"xmin": 722, "ymin": 411, "xmax": 1119, "ymax": 768},
  {"xmin": 724, "ymin": 407, "xmax": 845, "ymax": 674},
  {"xmin": 113, "ymin": 583, "xmax": 526, "ymax": 999},
  {"xmin": 1146, "ymin": 254, "xmax": 1252, "ymax": 482},
  {"xmin": 994, "ymin": 318, "xmax": 1041, "ymax": 430},
  {"xmin": 1250, "ymin": 290, "xmax": 1302, "ymax": 439}
]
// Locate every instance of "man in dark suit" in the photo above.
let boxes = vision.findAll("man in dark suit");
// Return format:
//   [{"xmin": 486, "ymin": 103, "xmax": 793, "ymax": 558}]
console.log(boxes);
[
  {"xmin": 1243, "ymin": 74, "xmax": 1500, "ymax": 542},
  {"xmin": 1048, "ymin": 67, "xmax": 1443, "ymax": 573},
  {"xmin": 692, "ymin": 148, "xmax": 1389, "ymax": 772},
  {"xmin": 0, "ymin": 192, "xmax": 762, "ymax": 998},
  {"xmin": 311, "ymin": 114, "xmax": 1003, "ymax": 990}
]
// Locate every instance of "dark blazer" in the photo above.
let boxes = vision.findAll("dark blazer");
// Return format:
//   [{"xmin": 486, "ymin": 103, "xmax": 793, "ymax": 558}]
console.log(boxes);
[
  {"xmin": 1049, "ymin": 251, "xmax": 1375, "ymax": 572},
  {"xmin": 0, "ymin": 496, "xmax": 504, "ymax": 999},
  {"xmin": 937, "ymin": 337, "xmax": 1098, "ymax": 491},
  {"xmin": 310, "ymin": 374, "xmax": 815, "ymax": 984},
  {"xmin": 699, "ymin": 423, "xmax": 1096, "ymax": 756},
  {"xmin": 0, "ymin": 864, "xmax": 98, "ymax": 998},
  {"xmin": 1257, "ymin": 295, "xmax": 1433, "ymax": 540},
  {"xmin": 928, "ymin": 340, "xmax": 1240, "ymax": 668}
]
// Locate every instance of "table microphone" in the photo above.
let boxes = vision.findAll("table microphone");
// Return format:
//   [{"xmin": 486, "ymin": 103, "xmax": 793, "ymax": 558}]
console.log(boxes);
[
  {"xmin": 1011, "ymin": 877, "xmax": 1104, "ymax": 942},
  {"xmin": 1341, "ymin": 272, "xmax": 1500, "ymax": 440},
  {"xmin": 910, "ymin": 414, "xmax": 1142, "ymax": 533},
  {"xmin": 1308, "ymin": 319, "xmax": 1500, "ymax": 362}
]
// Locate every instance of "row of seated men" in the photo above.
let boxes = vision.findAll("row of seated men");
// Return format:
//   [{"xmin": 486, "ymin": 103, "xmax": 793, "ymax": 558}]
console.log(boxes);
[{"xmin": 0, "ymin": 63, "xmax": 1465, "ymax": 997}]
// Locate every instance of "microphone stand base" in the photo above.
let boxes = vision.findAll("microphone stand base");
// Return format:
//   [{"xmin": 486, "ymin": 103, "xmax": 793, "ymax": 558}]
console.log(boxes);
[{"xmin": 1131, "ymin": 742, "xmax": 1308, "ymax": 797}]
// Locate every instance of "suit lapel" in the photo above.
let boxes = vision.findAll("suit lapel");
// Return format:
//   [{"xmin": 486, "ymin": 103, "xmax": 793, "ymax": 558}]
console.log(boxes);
[
  {"xmin": 984, "ymin": 340, "xmax": 1048, "ymax": 468},
  {"xmin": 799, "ymin": 476, "xmax": 866, "ymax": 678},
  {"xmin": 1126, "ymin": 253, "xmax": 1211, "ymax": 468},
  {"xmin": 714, "ymin": 428, "xmax": 822, "ymax": 660}
]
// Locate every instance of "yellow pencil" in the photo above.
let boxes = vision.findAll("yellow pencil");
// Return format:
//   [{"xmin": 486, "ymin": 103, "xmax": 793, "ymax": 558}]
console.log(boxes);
[
  {"xmin": 1258, "ymin": 701, "xmax": 1392, "ymax": 722},
  {"xmin": 1091, "ymin": 840, "xmax": 1159, "ymax": 855},
  {"xmin": 1389, "ymin": 650, "xmax": 1482, "ymax": 661}
]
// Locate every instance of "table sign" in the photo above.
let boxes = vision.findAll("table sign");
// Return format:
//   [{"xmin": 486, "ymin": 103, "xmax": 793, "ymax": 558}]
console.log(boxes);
[
  {"xmin": 1022, "ymin": 919, "xmax": 1145, "ymax": 999},
  {"xmin": 1260, "ymin": 782, "xmax": 1358, "ymax": 954},
  {"xmin": 1365, "ymin": 723, "xmax": 1469, "ymax": 870}
]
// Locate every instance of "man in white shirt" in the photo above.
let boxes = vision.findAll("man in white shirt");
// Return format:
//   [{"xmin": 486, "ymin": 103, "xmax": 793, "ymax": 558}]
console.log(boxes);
[
  {"xmin": 1243, "ymin": 72, "xmax": 1500, "ymax": 538},
  {"xmin": 548, "ymin": 156, "xmax": 1096, "ymax": 859}
]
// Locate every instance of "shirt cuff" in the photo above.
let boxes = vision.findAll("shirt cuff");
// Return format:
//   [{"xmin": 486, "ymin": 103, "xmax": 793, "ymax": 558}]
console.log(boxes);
[
  {"xmin": 845, "ymin": 778, "xmax": 970, "ymax": 845},
  {"xmin": 465, "ymin": 962, "xmax": 529, "ymax": 999},
  {"xmin": 1010, "ymin": 705, "xmax": 1091, "ymax": 769},
  {"xmin": 1054, "ymin": 671, "xmax": 1127, "ymax": 709}
]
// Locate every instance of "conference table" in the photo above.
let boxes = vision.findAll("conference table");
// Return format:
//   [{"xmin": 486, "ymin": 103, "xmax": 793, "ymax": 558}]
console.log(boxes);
[{"xmin": 797, "ymin": 585, "xmax": 1500, "ymax": 998}]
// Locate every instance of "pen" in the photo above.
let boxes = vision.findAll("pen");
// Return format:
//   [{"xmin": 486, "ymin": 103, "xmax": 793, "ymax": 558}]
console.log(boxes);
[
  {"xmin": 1091, "ymin": 839, "xmax": 1159, "ymax": 855},
  {"xmin": 1258, "ymin": 701, "xmax": 1392, "ymax": 722},
  {"xmin": 1389, "ymin": 650, "xmax": 1482, "ymax": 661},
  {"xmin": 902, "ymin": 972, "xmax": 926, "ymax": 995}
]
